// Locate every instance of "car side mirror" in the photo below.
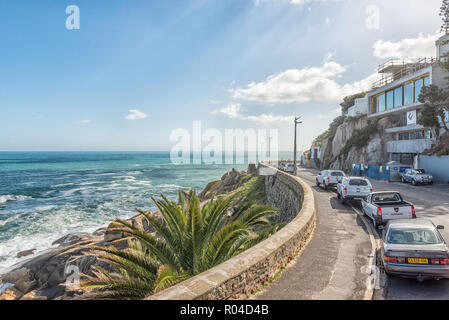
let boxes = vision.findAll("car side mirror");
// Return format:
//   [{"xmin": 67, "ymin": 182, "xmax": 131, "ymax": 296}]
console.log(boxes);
[{"xmin": 437, "ymin": 225, "xmax": 445, "ymax": 230}]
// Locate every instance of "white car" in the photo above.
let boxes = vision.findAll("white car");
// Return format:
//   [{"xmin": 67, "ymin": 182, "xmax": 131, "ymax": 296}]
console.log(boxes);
[
  {"xmin": 362, "ymin": 192, "xmax": 416, "ymax": 228},
  {"xmin": 337, "ymin": 177, "xmax": 373, "ymax": 204},
  {"xmin": 316, "ymin": 170, "xmax": 346, "ymax": 190},
  {"xmin": 284, "ymin": 164, "xmax": 295, "ymax": 174}
]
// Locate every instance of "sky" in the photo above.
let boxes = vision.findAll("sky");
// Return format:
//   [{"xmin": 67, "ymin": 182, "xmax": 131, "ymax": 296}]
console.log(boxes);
[{"xmin": 0, "ymin": 0, "xmax": 444, "ymax": 152}]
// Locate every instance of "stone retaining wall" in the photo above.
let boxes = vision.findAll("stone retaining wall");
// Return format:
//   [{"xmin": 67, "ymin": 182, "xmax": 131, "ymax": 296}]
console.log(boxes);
[{"xmin": 146, "ymin": 164, "xmax": 316, "ymax": 300}]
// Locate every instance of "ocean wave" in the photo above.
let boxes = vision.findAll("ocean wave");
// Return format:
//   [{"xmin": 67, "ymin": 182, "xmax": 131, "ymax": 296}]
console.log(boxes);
[
  {"xmin": 157, "ymin": 184, "xmax": 184, "ymax": 189},
  {"xmin": 0, "ymin": 195, "xmax": 31, "ymax": 204}
]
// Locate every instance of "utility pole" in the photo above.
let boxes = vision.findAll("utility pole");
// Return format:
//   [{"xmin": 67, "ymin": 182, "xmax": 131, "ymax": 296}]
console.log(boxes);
[{"xmin": 293, "ymin": 116, "xmax": 302, "ymax": 176}]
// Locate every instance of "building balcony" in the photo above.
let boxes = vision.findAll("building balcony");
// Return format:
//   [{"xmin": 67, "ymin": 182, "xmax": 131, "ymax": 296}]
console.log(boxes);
[
  {"xmin": 385, "ymin": 124, "xmax": 425, "ymax": 134},
  {"xmin": 386, "ymin": 139, "xmax": 433, "ymax": 154}
]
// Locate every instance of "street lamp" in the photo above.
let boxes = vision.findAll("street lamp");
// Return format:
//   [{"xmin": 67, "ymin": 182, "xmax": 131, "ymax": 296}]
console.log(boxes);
[{"xmin": 293, "ymin": 117, "xmax": 302, "ymax": 176}]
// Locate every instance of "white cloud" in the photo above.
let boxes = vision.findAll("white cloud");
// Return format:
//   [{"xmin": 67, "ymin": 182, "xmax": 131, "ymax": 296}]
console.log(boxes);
[
  {"xmin": 212, "ymin": 102, "xmax": 293, "ymax": 123},
  {"xmin": 245, "ymin": 113, "xmax": 294, "ymax": 123},
  {"xmin": 80, "ymin": 119, "xmax": 92, "ymax": 124},
  {"xmin": 125, "ymin": 109, "xmax": 148, "ymax": 121},
  {"xmin": 212, "ymin": 102, "xmax": 241, "ymax": 118},
  {"xmin": 230, "ymin": 61, "xmax": 378, "ymax": 104},
  {"xmin": 373, "ymin": 32, "xmax": 441, "ymax": 59}
]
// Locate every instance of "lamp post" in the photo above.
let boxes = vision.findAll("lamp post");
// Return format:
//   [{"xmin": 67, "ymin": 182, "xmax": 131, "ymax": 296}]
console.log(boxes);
[{"xmin": 293, "ymin": 117, "xmax": 302, "ymax": 176}]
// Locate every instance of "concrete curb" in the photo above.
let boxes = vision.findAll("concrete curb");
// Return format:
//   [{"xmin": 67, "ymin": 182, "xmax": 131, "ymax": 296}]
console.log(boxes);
[{"xmin": 146, "ymin": 164, "xmax": 317, "ymax": 300}]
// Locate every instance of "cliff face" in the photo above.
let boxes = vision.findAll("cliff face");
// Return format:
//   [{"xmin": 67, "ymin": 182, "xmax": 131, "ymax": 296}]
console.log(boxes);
[{"xmin": 318, "ymin": 116, "xmax": 395, "ymax": 171}]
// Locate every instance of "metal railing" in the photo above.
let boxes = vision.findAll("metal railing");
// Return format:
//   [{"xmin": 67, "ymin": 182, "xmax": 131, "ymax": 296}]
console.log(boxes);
[{"xmin": 372, "ymin": 57, "xmax": 439, "ymax": 90}]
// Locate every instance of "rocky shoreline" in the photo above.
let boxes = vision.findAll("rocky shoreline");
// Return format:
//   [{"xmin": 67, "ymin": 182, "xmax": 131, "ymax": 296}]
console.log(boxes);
[{"xmin": 0, "ymin": 166, "xmax": 256, "ymax": 300}]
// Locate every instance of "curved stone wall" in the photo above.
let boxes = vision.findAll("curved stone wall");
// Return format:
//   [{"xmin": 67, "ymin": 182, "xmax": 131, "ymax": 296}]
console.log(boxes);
[{"xmin": 146, "ymin": 164, "xmax": 316, "ymax": 300}]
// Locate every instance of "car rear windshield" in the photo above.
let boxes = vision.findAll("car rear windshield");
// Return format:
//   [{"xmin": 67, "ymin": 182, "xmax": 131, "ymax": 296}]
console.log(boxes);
[
  {"xmin": 387, "ymin": 228, "xmax": 442, "ymax": 245},
  {"xmin": 413, "ymin": 169, "xmax": 426, "ymax": 174},
  {"xmin": 372, "ymin": 193, "xmax": 401, "ymax": 203},
  {"xmin": 331, "ymin": 172, "xmax": 344, "ymax": 177},
  {"xmin": 349, "ymin": 179, "xmax": 368, "ymax": 186}
]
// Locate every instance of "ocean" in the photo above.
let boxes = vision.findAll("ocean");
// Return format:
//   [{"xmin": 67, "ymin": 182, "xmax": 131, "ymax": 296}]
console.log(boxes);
[{"xmin": 0, "ymin": 151, "xmax": 293, "ymax": 274}]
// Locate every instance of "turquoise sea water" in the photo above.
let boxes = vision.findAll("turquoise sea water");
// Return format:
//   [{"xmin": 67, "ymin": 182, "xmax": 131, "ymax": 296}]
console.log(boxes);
[{"xmin": 0, "ymin": 151, "xmax": 293, "ymax": 273}]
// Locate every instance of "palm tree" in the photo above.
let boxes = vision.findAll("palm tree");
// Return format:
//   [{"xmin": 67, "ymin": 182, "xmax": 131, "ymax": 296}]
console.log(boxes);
[{"xmin": 81, "ymin": 189, "xmax": 278, "ymax": 299}]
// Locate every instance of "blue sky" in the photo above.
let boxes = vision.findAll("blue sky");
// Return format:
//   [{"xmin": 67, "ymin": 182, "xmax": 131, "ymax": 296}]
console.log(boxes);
[{"xmin": 0, "ymin": 0, "xmax": 443, "ymax": 151}]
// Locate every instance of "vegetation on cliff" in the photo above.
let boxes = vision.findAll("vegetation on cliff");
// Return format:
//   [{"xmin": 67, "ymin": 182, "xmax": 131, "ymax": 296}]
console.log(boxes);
[
  {"xmin": 338, "ymin": 119, "xmax": 379, "ymax": 158},
  {"xmin": 81, "ymin": 176, "xmax": 279, "ymax": 299},
  {"xmin": 339, "ymin": 92, "xmax": 366, "ymax": 114}
]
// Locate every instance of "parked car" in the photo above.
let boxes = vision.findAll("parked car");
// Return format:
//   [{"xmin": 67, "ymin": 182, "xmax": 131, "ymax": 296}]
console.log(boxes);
[
  {"xmin": 362, "ymin": 192, "xmax": 416, "ymax": 228},
  {"xmin": 284, "ymin": 164, "xmax": 295, "ymax": 174},
  {"xmin": 278, "ymin": 163, "xmax": 287, "ymax": 171},
  {"xmin": 337, "ymin": 177, "xmax": 373, "ymax": 204},
  {"xmin": 381, "ymin": 219, "xmax": 449, "ymax": 281},
  {"xmin": 316, "ymin": 170, "xmax": 346, "ymax": 190},
  {"xmin": 400, "ymin": 168, "xmax": 434, "ymax": 185}
]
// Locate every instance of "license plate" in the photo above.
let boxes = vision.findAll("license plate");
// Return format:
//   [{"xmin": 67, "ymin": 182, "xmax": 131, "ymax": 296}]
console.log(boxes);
[{"xmin": 408, "ymin": 258, "xmax": 428, "ymax": 264}]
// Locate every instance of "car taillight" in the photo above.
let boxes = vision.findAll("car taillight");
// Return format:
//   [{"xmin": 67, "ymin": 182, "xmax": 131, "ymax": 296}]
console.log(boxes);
[
  {"xmin": 432, "ymin": 258, "xmax": 449, "ymax": 265},
  {"xmin": 370, "ymin": 188, "xmax": 373, "ymax": 193},
  {"xmin": 377, "ymin": 207, "xmax": 382, "ymax": 217},
  {"xmin": 343, "ymin": 187, "xmax": 347, "ymax": 195},
  {"xmin": 385, "ymin": 256, "xmax": 405, "ymax": 264},
  {"xmin": 431, "ymin": 258, "xmax": 440, "ymax": 265},
  {"xmin": 327, "ymin": 177, "xmax": 330, "ymax": 183},
  {"xmin": 411, "ymin": 205, "xmax": 416, "ymax": 219}
]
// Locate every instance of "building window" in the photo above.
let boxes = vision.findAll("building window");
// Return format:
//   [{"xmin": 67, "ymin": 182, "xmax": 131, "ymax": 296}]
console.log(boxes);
[
  {"xmin": 378, "ymin": 93, "xmax": 385, "ymax": 112},
  {"xmin": 386, "ymin": 90, "xmax": 394, "ymax": 110},
  {"xmin": 403, "ymin": 82, "xmax": 413, "ymax": 105},
  {"xmin": 414, "ymin": 78, "xmax": 423, "ymax": 102},
  {"xmin": 393, "ymin": 87, "xmax": 403, "ymax": 108},
  {"xmin": 423, "ymin": 76, "xmax": 430, "ymax": 87}
]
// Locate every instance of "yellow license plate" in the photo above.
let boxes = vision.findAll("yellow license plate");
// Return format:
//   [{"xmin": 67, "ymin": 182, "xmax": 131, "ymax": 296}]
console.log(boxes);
[{"xmin": 408, "ymin": 258, "xmax": 429, "ymax": 264}]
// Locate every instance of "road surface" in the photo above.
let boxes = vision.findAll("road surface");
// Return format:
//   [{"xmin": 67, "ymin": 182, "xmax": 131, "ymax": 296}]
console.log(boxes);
[{"xmin": 254, "ymin": 168, "xmax": 372, "ymax": 300}]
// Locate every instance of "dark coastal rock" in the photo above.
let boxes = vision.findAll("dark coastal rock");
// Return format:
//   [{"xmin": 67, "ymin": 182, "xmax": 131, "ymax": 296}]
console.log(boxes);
[
  {"xmin": 17, "ymin": 249, "xmax": 36, "ymax": 258},
  {"xmin": 247, "ymin": 162, "xmax": 257, "ymax": 175},
  {"xmin": 92, "ymin": 228, "xmax": 107, "ymax": 236},
  {"xmin": 221, "ymin": 168, "xmax": 246, "ymax": 186},
  {"xmin": 104, "ymin": 221, "xmax": 125, "ymax": 242},
  {"xmin": 52, "ymin": 233, "xmax": 94, "ymax": 247},
  {"xmin": 199, "ymin": 168, "xmax": 248, "ymax": 201},
  {"xmin": 0, "ymin": 286, "xmax": 23, "ymax": 300}
]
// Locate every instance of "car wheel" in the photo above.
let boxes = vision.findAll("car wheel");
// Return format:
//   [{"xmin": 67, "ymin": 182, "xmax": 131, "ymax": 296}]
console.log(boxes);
[
  {"xmin": 340, "ymin": 196, "xmax": 346, "ymax": 205},
  {"xmin": 430, "ymin": 181, "xmax": 434, "ymax": 185},
  {"xmin": 373, "ymin": 218, "xmax": 378, "ymax": 229},
  {"xmin": 316, "ymin": 180, "xmax": 320, "ymax": 187},
  {"xmin": 337, "ymin": 192, "xmax": 341, "ymax": 199},
  {"xmin": 324, "ymin": 183, "xmax": 328, "ymax": 190},
  {"xmin": 412, "ymin": 179, "xmax": 417, "ymax": 186},
  {"xmin": 401, "ymin": 177, "xmax": 405, "ymax": 183}
]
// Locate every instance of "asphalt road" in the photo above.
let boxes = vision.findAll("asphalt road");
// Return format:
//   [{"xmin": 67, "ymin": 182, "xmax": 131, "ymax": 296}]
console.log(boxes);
[
  {"xmin": 254, "ymin": 168, "xmax": 372, "ymax": 300},
  {"xmin": 256, "ymin": 167, "xmax": 449, "ymax": 300}
]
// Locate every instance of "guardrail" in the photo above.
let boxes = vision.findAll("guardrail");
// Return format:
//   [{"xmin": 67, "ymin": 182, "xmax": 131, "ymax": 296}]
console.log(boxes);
[{"xmin": 145, "ymin": 163, "xmax": 316, "ymax": 300}]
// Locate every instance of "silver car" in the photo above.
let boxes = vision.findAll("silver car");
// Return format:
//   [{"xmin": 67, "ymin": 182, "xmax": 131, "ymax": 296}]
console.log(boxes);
[{"xmin": 381, "ymin": 219, "xmax": 449, "ymax": 281}]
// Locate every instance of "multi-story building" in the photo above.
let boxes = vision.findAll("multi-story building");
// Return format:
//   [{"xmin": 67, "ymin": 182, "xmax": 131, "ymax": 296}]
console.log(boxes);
[{"xmin": 365, "ymin": 34, "xmax": 449, "ymax": 165}]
